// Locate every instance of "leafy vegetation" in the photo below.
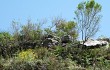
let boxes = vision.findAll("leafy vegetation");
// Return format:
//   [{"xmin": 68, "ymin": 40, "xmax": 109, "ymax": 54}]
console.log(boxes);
[
  {"xmin": 75, "ymin": 0, "xmax": 102, "ymax": 41},
  {"xmin": 0, "ymin": 0, "xmax": 110, "ymax": 70}
]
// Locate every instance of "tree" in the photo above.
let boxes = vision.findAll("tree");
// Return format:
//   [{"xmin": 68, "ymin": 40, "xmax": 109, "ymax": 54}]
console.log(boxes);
[
  {"xmin": 52, "ymin": 18, "xmax": 78, "ymax": 41},
  {"xmin": 75, "ymin": 0, "xmax": 102, "ymax": 41},
  {"xmin": 19, "ymin": 20, "xmax": 44, "ymax": 47}
]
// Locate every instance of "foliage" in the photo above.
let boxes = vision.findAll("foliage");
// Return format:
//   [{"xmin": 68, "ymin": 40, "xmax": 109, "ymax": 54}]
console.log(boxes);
[
  {"xmin": 52, "ymin": 18, "xmax": 78, "ymax": 40},
  {"xmin": 0, "ymin": 0, "xmax": 109, "ymax": 70},
  {"xmin": 0, "ymin": 45, "xmax": 110, "ymax": 70},
  {"xmin": 34, "ymin": 47, "xmax": 49, "ymax": 59},
  {"xmin": 0, "ymin": 47, "xmax": 79, "ymax": 70},
  {"xmin": 75, "ymin": 0, "xmax": 102, "ymax": 41},
  {"xmin": 0, "ymin": 32, "xmax": 16, "ymax": 58},
  {"xmin": 70, "ymin": 47, "xmax": 110, "ymax": 69},
  {"xmin": 12, "ymin": 20, "xmax": 44, "ymax": 50},
  {"xmin": 17, "ymin": 49, "xmax": 37, "ymax": 61}
]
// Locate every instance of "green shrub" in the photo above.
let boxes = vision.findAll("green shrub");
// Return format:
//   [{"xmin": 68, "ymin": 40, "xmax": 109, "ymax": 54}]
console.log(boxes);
[
  {"xmin": 0, "ymin": 32, "xmax": 16, "ymax": 58},
  {"xmin": 3, "ymin": 59, "xmax": 47, "ymax": 70},
  {"xmin": 17, "ymin": 49, "xmax": 37, "ymax": 62},
  {"xmin": 34, "ymin": 47, "xmax": 49, "ymax": 59}
]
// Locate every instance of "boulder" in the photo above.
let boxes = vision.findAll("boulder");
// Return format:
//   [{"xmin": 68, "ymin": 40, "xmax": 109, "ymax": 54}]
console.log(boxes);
[
  {"xmin": 80, "ymin": 39, "xmax": 109, "ymax": 49},
  {"xmin": 42, "ymin": 35, "xmax": 59, "ymax": 47}
]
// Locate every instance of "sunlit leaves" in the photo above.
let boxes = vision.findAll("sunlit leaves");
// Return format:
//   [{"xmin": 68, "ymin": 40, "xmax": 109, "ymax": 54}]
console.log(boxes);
[{"xmin": 75, "ymin": 0, "xmax": 102, "ymax": 41}]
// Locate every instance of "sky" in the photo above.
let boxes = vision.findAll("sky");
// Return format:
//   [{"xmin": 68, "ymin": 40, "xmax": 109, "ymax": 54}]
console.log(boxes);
[{"xmin": 0, "ymin": 0, "xmax": 110, "ymax": 38}]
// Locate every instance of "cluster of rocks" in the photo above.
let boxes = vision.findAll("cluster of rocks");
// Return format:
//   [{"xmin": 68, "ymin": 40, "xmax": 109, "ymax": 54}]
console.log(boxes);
[
  {"xmin": 42, "ymin": 35, "xmax": 59, "ymax": 47},
  {"xmin": 42, "ymin": 35, "xmax": 73, "ymax": 47},
  {"xmin": 80, "ymin": 38, "xmax": 109, "ymax": 49},
  {"xmin": 42, "ymin": 34, "xmax": 110, "ymax": 49}
]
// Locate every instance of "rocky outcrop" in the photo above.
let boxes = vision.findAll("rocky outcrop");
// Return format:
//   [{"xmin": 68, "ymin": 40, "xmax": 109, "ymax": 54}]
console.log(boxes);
[
  {"xmin": 42, "ymin": 35, "xmax": 59, "ymax": 47},
  {"xmin": 80, "ymin": 39, "xmax": 109, "ymax": 49},
  {"xmin": 42, "ymin": 35, "xmax": 74, "ymax": 47}
]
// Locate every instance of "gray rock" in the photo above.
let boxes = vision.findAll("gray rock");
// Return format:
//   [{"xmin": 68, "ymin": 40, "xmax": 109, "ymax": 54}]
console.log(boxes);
[
  {"xmin": 42, "ymin": 35, "xmax": 59, "ymax": 47},
  {"xmin": 80, "ymin": 39, "xmax": 109, "ymax": 49}
]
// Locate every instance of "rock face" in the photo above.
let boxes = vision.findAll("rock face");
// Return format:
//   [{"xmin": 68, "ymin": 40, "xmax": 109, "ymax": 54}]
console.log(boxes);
[
  {"xmin": 42, "ymin": 35, "xmax": 74, "ymax": 47},
  {"xmin": 80, "ymin": 39, "xmax": 109, "ymax": 49},
  {"xmin": 42, "ymin": 35, "xmax": 59, "ymax": 47},
  {"xmin": 42, "ymin": 34, "xmax": 109, "ymax": 49}
]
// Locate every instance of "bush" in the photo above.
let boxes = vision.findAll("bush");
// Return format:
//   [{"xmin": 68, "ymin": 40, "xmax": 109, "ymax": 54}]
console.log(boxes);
[
  {"xmin": 0, "ymin": 19, "xmax": 109, "ymax": 70},
  {"xmin": 0, "ymin": 48, "xmax": 78, "ymax": 70},
  {"xmin": 70, "ymin": 46, "xmax": 110, "ymax": 69},
  {"xmin": 0, "ymin": 32, "xmax": 16, "ymax": 58},
  {"xmin": 17, "ymin": 49, "xmax": 37, "ymax": 61},
  {"xmin": 3, "ymin": 59, "xmax": 47, "ymax": 70},
  {"xmin": 34, "ymin": 47, "xmax": 49, "ymax": 59}
]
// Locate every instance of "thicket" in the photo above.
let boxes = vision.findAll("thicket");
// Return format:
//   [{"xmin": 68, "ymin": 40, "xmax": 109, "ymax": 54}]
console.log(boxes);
[{"xmin": 0, "ymin": 19, "xmax": 109, "ymax": 70}]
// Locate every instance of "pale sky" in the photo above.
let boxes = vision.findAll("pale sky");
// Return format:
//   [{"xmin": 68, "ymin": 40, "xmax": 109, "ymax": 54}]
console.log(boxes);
[{"xmin": 0, "ymin": 0, "xmax": 110, "ymax": 38}]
